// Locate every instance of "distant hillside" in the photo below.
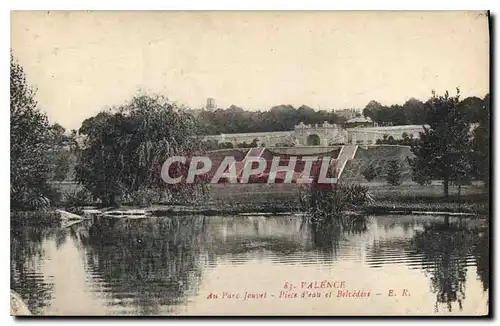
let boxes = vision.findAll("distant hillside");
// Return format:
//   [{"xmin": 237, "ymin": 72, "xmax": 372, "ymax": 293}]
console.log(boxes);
[{"xmin": 340, "ymin": 145, "xmax": 415, "ymax": 183}]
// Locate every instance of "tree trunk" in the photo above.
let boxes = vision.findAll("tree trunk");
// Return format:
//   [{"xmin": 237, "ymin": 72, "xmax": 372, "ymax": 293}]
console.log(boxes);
[
  {"xmin": 443, "ymin": 177, "xmax": 449, "ymax": 198},
  {"xmin": 104, "ymin": 194, "xmax": 117, "ymax": 208}
]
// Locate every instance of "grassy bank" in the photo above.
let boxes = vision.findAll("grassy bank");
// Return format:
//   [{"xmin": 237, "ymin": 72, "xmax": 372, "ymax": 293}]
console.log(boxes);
[
  {"xmin": 363, "ymin": 183, "xmax": 489, "ymax": 215},
  {"xmin": 150, "ymin": 202, "xmax": 296, "ymax": 217},
  {"xmin": 201, "ymin": 183, "xmax": 489, "ymax": 216},
  {"xmin": 49, "ymin": 181, "xmax": 489, "ymax": 217},
  {"xmin": 10, "ymin": 210, "xmax": 61, "ymax": 228},
  {"xmin": 150, "ymin": 184, "xmax": 489, "ymax": 216},
  {"xmin": 364, "ymin": 201, "xmax": 488, "ymax": 215}
]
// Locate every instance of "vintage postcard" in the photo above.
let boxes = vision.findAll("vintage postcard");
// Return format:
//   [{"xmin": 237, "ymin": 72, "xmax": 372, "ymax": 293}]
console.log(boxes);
[{"xmin": 10, "ymin": 11, "xmax": 490, "ymax": 316}]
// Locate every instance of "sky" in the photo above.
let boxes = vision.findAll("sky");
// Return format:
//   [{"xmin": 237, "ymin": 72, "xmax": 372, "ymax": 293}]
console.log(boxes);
[{"xmin": 11, "ymin": 11, "xmax": 490, "ymax": 130}]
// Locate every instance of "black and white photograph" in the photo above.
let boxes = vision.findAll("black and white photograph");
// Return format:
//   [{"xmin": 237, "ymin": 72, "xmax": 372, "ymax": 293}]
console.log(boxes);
[{"xmin": 9, "ymin": 10, "xmax": 490, "ymax": 316}]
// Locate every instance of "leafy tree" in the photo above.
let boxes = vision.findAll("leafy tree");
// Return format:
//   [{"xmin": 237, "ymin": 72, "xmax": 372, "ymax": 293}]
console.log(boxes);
[
  {"xmin": 51, "ymin": 151, "xmax": 71, "ymax": 182},
  {"xmin": 471, "ymin": 93, "xmax": 490, "ymax": 188},
  {"xmin": 361, "ymin": 95, "xmax": 485, "ymax": 127},
  {"xmin": 386, "ymin": 160, "xmax": 402, "ymax": 186},
  {"xmin": 250, "ymin": 138, "xmax": 259, "ymax": 148},
  {"xmin": 361, "ymin": 164, "xmax": 377, "ymax": 182},
  {"xmin": 362, "ymin": 100, "xmax": 384, "ymax": 123},
  {"xmin": 200, "ymin": 139, "xmax": 220, "ymax": 151},
  {"xmin": 10, "ymin": 55, "xmax": 54, "ymax": 209},
  {"xmin": 450, "ymin": 149, "xmax": 474, "ymax": 198},
  {"xmin": 387, "ymin": 104, "xmax": 407, "ymax": 125},
  {"xmin": 48, "ymin": 123, "xmax": 69, "ymax": 146},
  {"xmin": 376, "ymin": 134, "xmax": 390, "ymax": 145},
  {"xmin": 403, "ymin": 98, "xmax": 426, "ymax": 125},
  {"xmin": 75, "ymin": 94, "xmax": 204, "ymax": 206},
  {"xmin": 64, "ymin": 129, "xmax": 80, "ymax": 154},
  {"xmin": 377, "ymin": 132, "xmax": 417, "ymax": 146},
  {"xmin": 197, "ymin": 93, "xmax": 487, "ymax": 135},
  {"xmin": 197, "ymin": 104, "xmax": 345, "ymax": 135},
  {"xmin": 459, "ymin": 96, "xmax": 485, "ymax": 122},
  {"xmin": 47, "ymin": 123, "xmax": 73, "ymax": 182},
  {"xmin": 410, "ymin": 89, "xmax": 472, "ymax": 197},
  {"xmin": 401, "ymin": 132, "xmax": 417, "ymax": 146},
  {"xmin": 408, "ymin": 157, "xmax": 431, "ymax": 186},
  {"xmin": 236, "ymin": 141, "xmax": 248, "ymax": 148}
]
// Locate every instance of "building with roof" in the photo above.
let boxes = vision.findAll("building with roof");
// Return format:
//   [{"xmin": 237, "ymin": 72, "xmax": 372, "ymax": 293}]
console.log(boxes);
[{"xmin": 344, "ymin": 116, "xmax": 375, "ymax": 128}]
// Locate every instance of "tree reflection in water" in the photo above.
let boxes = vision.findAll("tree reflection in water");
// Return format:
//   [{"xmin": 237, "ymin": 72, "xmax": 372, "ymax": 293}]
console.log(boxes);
[
  {"xmin": 471, "ymin": 224, "xmax": 489, "ymax": 296},
  {"xmin": 11, "ymin": 213, "xmax": 57, "ymax": 315},
  {"xmin": 11, "ymin": 212, "xmax": 489, "ymax": 315},
  {"xmin": 78, "ymin": 216, "xmax": 209, "ymax": 315},
  {"xmin": 410, "ymin": 218, "xmax": 489, "ymax": 313},
  {"xmin": 305, "ymin": 214, "xmax": 370, "ymax": 254}
]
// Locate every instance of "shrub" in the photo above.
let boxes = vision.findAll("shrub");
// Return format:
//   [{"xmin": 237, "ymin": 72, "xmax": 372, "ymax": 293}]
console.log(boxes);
[
  {"xmin": 168, "ymin": 183, "xmax": 209, "ymax": 204},
  {"xmin": 362, "ymin": 164, "xmax": 377, "ymax": 182},
  {"xmin": 127, "ymin": 187, "xmax": 164, "ymax": 207},
  {"xmin": 299, "ymin": 183, "xmax": 373, "ymax": 225},
  {"xmin": 62, "ymin": 187, "xmax": 93, "ymax": 209},
  {"xmin": 386, "ymin": 160, "xmax": 402, "ymax": 186}
]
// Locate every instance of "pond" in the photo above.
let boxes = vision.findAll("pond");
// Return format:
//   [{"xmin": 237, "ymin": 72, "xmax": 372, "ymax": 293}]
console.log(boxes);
[{"xmin": 10, "ymin": 214, "xmax": 489, "ymax": 316}]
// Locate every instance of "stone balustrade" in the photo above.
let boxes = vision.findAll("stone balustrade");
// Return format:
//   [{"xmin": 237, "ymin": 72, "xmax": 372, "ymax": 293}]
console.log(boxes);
[{"xmin": 203, "ymin": 123, "xmax": 427, "ymax": 147}]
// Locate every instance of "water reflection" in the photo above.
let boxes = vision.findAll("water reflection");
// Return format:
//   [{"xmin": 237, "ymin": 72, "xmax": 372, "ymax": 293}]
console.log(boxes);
[
  {"xmin": 472, "ymin": 227, "xmax": 489, "ymax": 293},
  {"xmin": 306, "ymin": 214, "xmax": 370, "ymax": 255},
  {"xmin": 78, "ymin": 216, "xmax": 208, "ymax": 315},
  {"xmin": 410, "ymin": 218, "xmax": 489, "ymax": 313},
  {"xmin": 11, "ymin": 217, "xmax": 56, "ymax": 314},
  {"xmin": 11, "ymin": 213, "xmax": 489, "ymax": 315}
]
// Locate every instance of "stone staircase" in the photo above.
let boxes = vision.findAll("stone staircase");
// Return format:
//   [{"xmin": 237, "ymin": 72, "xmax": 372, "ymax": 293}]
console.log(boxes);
[
  {"xmin": 236, "ymin": 147, "xmax": 266, "ymax": 179},
  {"xmin": 244, "ymin": 147, "xmax": 265, "ymax": 160},
  {"xmin": 232, "ymin": 146, "xmax": 358, "ymax": 182},
  {"xmin": 335, "ymin": 145, "xmax": 358, "ymax": 180}
]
